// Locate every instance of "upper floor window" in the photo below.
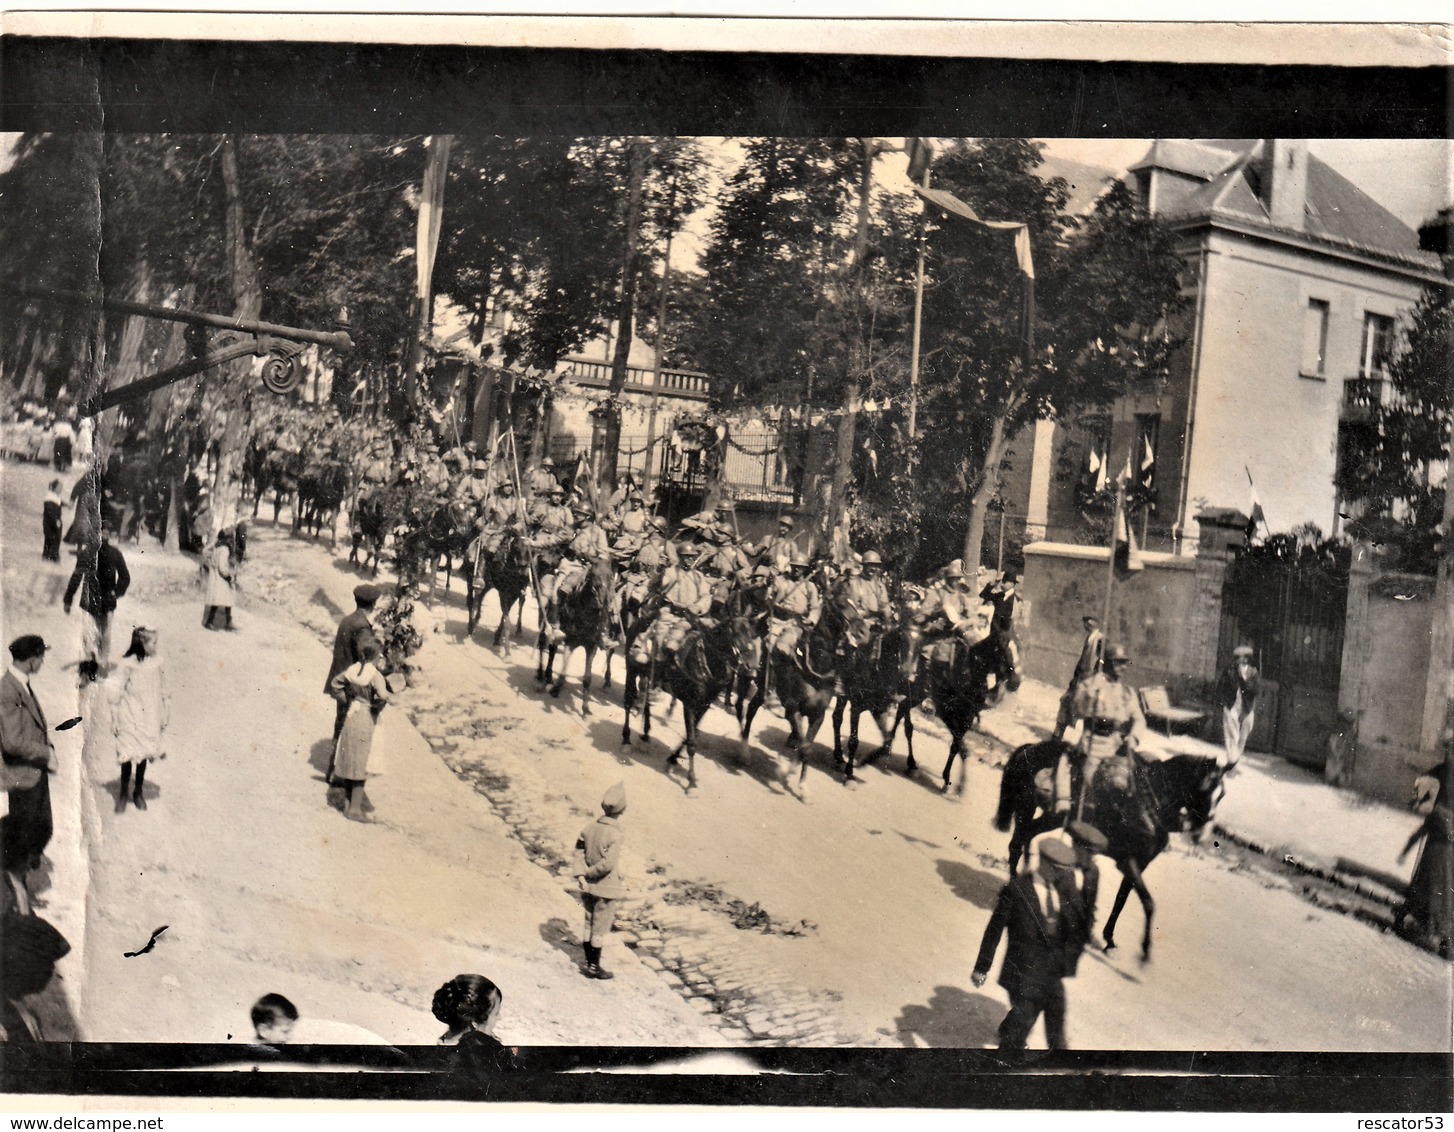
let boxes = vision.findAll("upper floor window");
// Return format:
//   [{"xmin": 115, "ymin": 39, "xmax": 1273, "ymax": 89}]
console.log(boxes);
[
  {"xmin": 1360, "ymin": 312, "xmax": 1396, "ymax": 378},
  {"xmin": 1301, "ymin": 299, "xmax": 1329, "ymax": 377}
]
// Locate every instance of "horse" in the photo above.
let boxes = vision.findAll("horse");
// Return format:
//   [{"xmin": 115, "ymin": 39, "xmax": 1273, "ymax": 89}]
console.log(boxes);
[
  {"xmin": 465, "ymin": 529, "xmax": 532, "ymax": 646},
  {"xmin": 897, "ymin": 633, "xmax": 1013, "ymax": 795},
  {"xmin": 348, "ymin": 487, "xmax": 391, "ymax": 576},
  {"xmin": 727, "ymin": 576, "xmax": 771, "ymax": 736},
  {"xmin": 621, "ymin": 610, "xmax": 736, "ymax": 795},
  {"xmin": 739, "ymin": 615, "xmax": 839, "ymax": 802},
  {"xmin": 830, "ymin": 618, "xmax": 922, "ymax": 783},
  {"xmin": 295, "ymin": 458, "xmax": 347, "ymax": 546},
  {"xmin": 535, "ymin": 563, "xmax": 612, "ymax": 715},
  {"xmin": 422, "ymin": 500, "xmax": 478, "ymax": 595},
  {"xmin": 993, "ymin": 739, "xmax": 1229, "ymax": 960}
]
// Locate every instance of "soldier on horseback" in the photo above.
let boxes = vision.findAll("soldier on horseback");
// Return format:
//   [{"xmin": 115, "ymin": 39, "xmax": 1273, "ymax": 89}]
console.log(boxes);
[
  {"xmin": 753, "ymin": 515, "xmax": 801, "ymax": 575},
  {"xmin": 455, "ymin": 458, "xmax": 492, "ymax": 510},
  {"xmin": 633, "ymin": 554, "xmax": 714, "ymax": 667},
  {"xmin": 540, "ymin": 503, "xmax": 613, "ymax": 639},
  {"xmin": 477, "ymin": 479, "xmax": 522, "ymax": 556},
  {"xmin": 528, "ymin": 456, "xmax": 561, "ymax": 499},
  {"xmin": 767, "ymin": 554, "xmax": 822, "ymax": 661},
  {"xmin": 1053, "ymin": 642, "xmax": 1147, "ymax": 826},
  {"xmin": 915, "ymin": 562, "xmax": 990, "ymax": 656}
]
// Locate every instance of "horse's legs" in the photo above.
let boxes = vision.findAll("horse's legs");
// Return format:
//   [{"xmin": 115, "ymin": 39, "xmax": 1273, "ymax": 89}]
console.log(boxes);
[
  {"xmin": 535, "ymin": 627, "xmax": 549, "ymax": 682},
  {"xmin": 622, "ymin": 666, "xmax": 636, "ymax": 746},
  {"xmin": 845, "ymin": 706, "xmax": 862, "ymax": 782},
  {"xmin": 1122, "ymin": 858, "xmax": 1156, "ymax": 962},
  {"xmin": 493, "ymin": 596, "xmax": 510, "ymax": 648},
  {"xmin": 579, "ymin": 646, "xmax": 597, "ymax": 716},
  {"xmin": 601, "ymin": 647, "xmax": 614, "ymax": 691},
  {"xmin": 550, "ymin": 644, "xmax": 571, "ymax": 698},
  {"xmin": 1102, "ymin": 872, "xmax": 1136, "ymax": 953},
  {"xmin": 683, "ymin": 705, "xmax": 704, "ymax": 793},
  {"xmin": 941, "ymin": 734, "xmax": 961, "ymax": 793},
  {"xmin": 900, "ymin": 700, "xmax": 918, "ymax": 776},
  {"xmin": 831, "ymin": 695, "xmax": 847, "ymax": 764}
]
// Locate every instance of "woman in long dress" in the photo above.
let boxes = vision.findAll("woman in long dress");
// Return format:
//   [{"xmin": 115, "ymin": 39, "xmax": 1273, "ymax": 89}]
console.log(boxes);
[
  {"xmin": 110, "ymin": 627, "xmax": 168, "ymax": 814},
  {"xmin": 202, "ymin": 530, "xmax": 237, "ymax": 631},
  {"xmin": 328, "ymin": 640, "xmax": 390, "ymax": 822}
]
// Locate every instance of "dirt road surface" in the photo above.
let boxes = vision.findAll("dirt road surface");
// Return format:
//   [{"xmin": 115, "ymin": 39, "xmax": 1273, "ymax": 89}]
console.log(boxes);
[{"xmin": 4, "ymin": 459, "xmax": 1448, "ymax": 1052}]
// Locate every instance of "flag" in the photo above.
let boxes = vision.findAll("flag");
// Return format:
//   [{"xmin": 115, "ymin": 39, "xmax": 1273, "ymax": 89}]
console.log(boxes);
[
  {"xmin": 415, "ymin": 136, "xmax": 451, "ymax": 308},
  {"xmin": 915, "ymin": 186, "xmax": 1035, "ymax": 368},
  {"xmin": 1087, "ymin": 446, "xmax": 1106, "ymax": 494},
  {"xmin": 1114, "ymin": 494, "xmax": 1144, "ymax": 574},
  {"xmin": 1118, "ymin": 451, "xmax": 1134, "ymax": 488},
  {"xmin": 1246, "ymin": 466, "xmax": 1267, "ymax": 539},
  {"xmin": 1139, "ymin": 433, "xmax": 1156, "ymax": 493},
  {"xmin": 906, "ymin": 137, "xmax": 936, "ymax": 185}
]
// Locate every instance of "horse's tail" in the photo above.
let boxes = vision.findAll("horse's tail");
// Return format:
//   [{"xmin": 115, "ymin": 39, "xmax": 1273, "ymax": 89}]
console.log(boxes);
[{"xmin": 993, "ymin": 745, "xmax": 1028, "ymax": 832}]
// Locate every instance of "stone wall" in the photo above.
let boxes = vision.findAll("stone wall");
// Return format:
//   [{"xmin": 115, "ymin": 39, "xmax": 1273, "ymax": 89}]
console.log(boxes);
[{"xmin": 1339, "ymin": 545, "xmax": 1438, "ymax": 803}]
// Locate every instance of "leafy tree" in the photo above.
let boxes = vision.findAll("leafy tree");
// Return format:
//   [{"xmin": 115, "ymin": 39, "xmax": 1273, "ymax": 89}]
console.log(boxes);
[
  {"xmin": 1336, "ymin": 283, "xmax": 1451, "ymax": 573},
  {"xmin": 913, "ymin": 141, "xmax": 1185, "ymax": 572}
]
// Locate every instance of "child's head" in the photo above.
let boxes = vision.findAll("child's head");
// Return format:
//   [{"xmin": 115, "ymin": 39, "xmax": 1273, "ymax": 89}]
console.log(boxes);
[
  {"xmin": 360, "ymin": 641, "xmax": 382, "ymax": 667},
  {"xmin": 250, "ymin": 993, "xmax": 299, "ymax": 1044},
  {"xmin": 123, "ymin": 627, "xmax": 158, "ymax": 660},
  {"xmin": 49, "ymin": 479, "xmax": 61, "ymax": 493},
  {"xmin": 431, "ymin": 974, "xmax": 503, "ymax": 1034}
]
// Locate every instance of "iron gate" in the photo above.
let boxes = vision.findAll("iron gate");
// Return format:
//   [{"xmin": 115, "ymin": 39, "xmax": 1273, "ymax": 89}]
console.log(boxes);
[{"xmin": 1218, "ymin": 549, "xmax": 1349, "ymax": 765}]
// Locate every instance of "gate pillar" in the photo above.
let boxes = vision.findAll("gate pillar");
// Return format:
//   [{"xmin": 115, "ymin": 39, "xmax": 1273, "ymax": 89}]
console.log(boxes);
[{"xmin": 1186, "ymin": 508, "xmax": 1246, "ymax": 684}]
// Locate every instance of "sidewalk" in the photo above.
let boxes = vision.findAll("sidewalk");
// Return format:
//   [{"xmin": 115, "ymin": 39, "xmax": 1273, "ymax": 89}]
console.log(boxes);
[
  {"xmin": 978, "ymin": 677, "xmax": 1426, "ymax": 905},
  {"xmin": 1, "ymin": 459, "xmax": 722, "ymax": 1046}
]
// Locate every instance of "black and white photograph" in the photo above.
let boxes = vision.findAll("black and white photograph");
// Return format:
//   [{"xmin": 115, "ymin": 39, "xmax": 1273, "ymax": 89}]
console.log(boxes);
[{"xmin": 0, "ymin": 11, "xmax": 1450, "ymax": 1114}]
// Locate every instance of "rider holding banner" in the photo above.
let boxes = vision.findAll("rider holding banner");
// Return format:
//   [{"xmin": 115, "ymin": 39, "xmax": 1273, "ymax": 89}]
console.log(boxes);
[{"xmin": 1054, "ymin": 643, "xmax": 1146, "ymax": 825}]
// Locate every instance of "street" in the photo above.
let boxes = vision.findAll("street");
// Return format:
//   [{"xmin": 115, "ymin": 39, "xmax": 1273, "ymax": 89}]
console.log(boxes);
[{"xmin": 3, "ymin": 458, "xmax": 1449, "ymax": 1052}]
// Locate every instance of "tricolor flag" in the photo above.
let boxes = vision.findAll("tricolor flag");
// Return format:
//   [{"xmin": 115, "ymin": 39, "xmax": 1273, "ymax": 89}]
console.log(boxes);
[
  {"xmin": 415, "ymin": 135, "xmax": 452, "ymax": 311},
  {"xmin": 914, "ymin": 185, "xmax": 1035, "ymax": 369},
  {"xmin": 1139, "ymin": 433, "xmax": 1156, "ymax": 493},
  {"xmin": 1114, "ymin": 495, "xmax": 1144, "ymax": 574},
  {"xmin": 1087, "ymin": 446, "xmax": 1106, "ymax": 494},
  {"xmin": 1246, "ymin": 466, "xmax": 1267, "ymax": 539}
]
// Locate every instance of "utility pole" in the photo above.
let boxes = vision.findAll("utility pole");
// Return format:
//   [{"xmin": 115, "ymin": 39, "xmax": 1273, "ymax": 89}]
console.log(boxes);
[{"xmin": 644, "ymin": 178, "xmax": 676, "ymax": 497}]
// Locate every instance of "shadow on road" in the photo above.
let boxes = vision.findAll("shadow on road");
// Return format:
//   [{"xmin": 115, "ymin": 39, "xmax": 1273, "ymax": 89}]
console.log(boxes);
[
  {"xmin": 934, "ymin": 857, "xmax": 1002, "ymax": 910},
  {"xmin": 538, "ymin": 915, "xmax": 581, "ymax": 965},
  {"xmin": 894, "ymin": 984, "xmax": 1003, "ymax": 1048},
  {"xmin": 306, "ymin": 736, "xmax": 334, "ymax": 780}
]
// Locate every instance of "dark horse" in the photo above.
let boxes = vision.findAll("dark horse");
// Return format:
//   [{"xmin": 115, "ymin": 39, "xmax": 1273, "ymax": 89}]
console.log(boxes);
[
  {"xmin": 465, "ymin": 529, "xmax": 532, "ymax": 646},
  {"xmin": 621, "ymin": 611, "xmax": 736, "ymax": 795},
  {"xmin": 993, "ymin": 739, "xmax": 1228, "ymax": 960},
  {"xmin": 739, "ymin": 616, "xmax": 838, "ymax": 802},
  {"xmin": 831, "ymin": 618, "xmax": 922, "ymax": 784},
  {"xmin": 349, "ymin": 487, "xmax": 391, "ymax": 576},
  {"xmin": 897, "ymin": 633, "xmax": 1013, "ymax": 795},
  {"xmin": 535, "ymin": 565, "xmax": 612, "ymax": 715}
]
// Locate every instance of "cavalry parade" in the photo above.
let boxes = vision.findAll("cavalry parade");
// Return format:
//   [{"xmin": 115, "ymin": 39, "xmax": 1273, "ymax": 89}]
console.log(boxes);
[{"xmin": 0, "ymin": 123, "xmax": 1449, "ymax": 1081}]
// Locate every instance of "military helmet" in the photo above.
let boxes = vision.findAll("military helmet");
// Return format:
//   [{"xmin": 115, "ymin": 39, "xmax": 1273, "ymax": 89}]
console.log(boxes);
[
  {"xmin": 541, "ymin": 457, "xmax": 556, "ymax": 468},
  {"xmin": 1104, "ymin": 643, "xmax": 1132, "ymax": 665},
  {"xmin": 862, "ymin": 550, "xmax": 883, "ymax": 566},
  {"xmin": 790, "ymin": 553, "xmax": 811, "ymax": 569},
  {"xmin": 941, "ymin": 562, "xmax": 965, "ymax": 580},
  {"xmin": 573, "ymin": 503, "xmax": 594, "ymax": 519},
  {"xmin": 651, "ymin": 516, "xmax": 669, "ymax": 533}
]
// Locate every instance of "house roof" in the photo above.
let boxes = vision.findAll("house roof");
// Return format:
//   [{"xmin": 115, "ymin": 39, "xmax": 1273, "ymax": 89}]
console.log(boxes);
[
  {"xmin": 1137, "ymin": 139, "xmax": 1439, "ymax": 272},
  {"xmin": 1036, "ymin": 154, "xmax": 1118, "ymax": 216}
]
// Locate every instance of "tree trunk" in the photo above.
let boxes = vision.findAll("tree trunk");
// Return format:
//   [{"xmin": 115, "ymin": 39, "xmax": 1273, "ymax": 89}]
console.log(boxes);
[
  {"xmin": 212, "ymin": 135, "xmax": 264, "ymax": 544},
  {"xmin": 825, "ymin": 138, "xmax": 877, "ymax": 559},
  {"xmin": 602, "ymin": 137, "xmax": 648, "ymax": 494},
  {"xmin": 961, "ymin": 411, "xmax": 1009, "ymax": 572}
]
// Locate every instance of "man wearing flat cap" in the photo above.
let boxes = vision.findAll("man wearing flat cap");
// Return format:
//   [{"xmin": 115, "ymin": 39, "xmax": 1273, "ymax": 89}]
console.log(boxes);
[
  {"xmin": 326, "ymin": 586, "xmax": 382, "ymax": 762},
  {"xmin": 1217, "ymin": 645, "xmax": 1260, "ymax": 769},
  {"xmin": 1, "ymin": 636, "xmax": 56, "ymax": 886},
  {"xmin": 972, "ymin": 837, "xmax": 1088, "ymax": 1051}
]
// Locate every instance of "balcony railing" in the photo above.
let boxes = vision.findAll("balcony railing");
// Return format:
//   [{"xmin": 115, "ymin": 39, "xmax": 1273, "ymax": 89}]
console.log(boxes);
[
  {"xmin": 1342, "ymin": 374, "xmax": 1402, "ymax": 420},
  {"xmin": 561, "ymin": 357, "xmax": 711, "ymax": 400}
]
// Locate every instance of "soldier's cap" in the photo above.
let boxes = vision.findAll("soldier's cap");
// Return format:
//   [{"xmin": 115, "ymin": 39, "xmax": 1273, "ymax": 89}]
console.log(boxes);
[
  {"xmin": 861, "ymin": 550, "xmax": 883, "ymax": 566},
  {"xmin": 353, "ymin": 584, "xmax": 382, "ymax": 605},
  {"xmin": 601, "ymin": 781, "xmax": 627, "ymax": 815},
  {"xmin": 778, "ymin": 516, "xmax": 795, "ymax": 528},
  {"xmin": 1104, "ymin": 643, "xmax": 1132, "ymax": 664},
  {"xmin": 1067, "ymin": 822, "xmax": 1109, "ymax": 853},
  {"xmin": 8, "ymin": 635, "xmax": 49, "ymax": 662},
  {"xmin": 1038, "ymin": 838, "xmax": 1077, "ymax": 868},
  {"xmin": 1233, "ymin": 645, "xmax": 1255, "ymax": 659}
]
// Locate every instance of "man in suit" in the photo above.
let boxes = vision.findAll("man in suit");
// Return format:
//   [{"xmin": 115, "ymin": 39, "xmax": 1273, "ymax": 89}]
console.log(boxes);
[
  {"xmin": 1064, "ymin": 821, "xmax": 1109, "ymax": 974},
  {"xmin": 972, "ymin": 838, "xmax": 1088, "ymax": 1051},
  {"xmin": 1216, "ymin": 645, "xmax": 1260, "ymax": 769},
  {"xmin": 0, "ymin": 636, "xmax": 56, "ymax": 888},
  {"xmin": 62, "ymin": 531, "xmax": 131, "ymax": 668},
  {"xmin": 326, "ymin": 585, "xmax": 381, "ymax": 772}
]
